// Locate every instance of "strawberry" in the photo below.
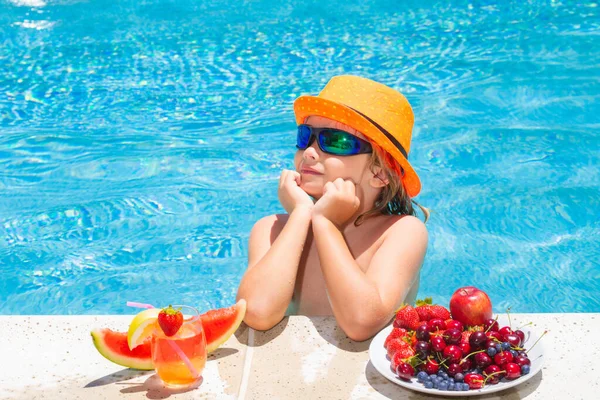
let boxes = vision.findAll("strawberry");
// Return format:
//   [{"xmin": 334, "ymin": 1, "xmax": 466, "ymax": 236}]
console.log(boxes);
[
  {"xmin": 384, "ymin": 328, "xmax": 408, "ymax": 349},
  {"xmin": 415, "ymin": 297, "xmax": 433, "ymax": 321},
  {"xmin": 393, "ymin": 304, "xmax": 421, "ymax": 331},
  {"xmin": 390, "ymin": 346, "xmax": 415, "ymax": 371},
  {"xmin": 429, "ymin": 305, "xmax": 451, "ymax": 321},
  {"xmin": 157, "ymin": 305, "xmax": 183, "ymax": 337},
  {"xmin": 387, "ymin": 338, "xmax": 411, "ymax": 359},
  {"xmin": 461, "ymin": 330, "xmax": 472, "ymax": 344}
]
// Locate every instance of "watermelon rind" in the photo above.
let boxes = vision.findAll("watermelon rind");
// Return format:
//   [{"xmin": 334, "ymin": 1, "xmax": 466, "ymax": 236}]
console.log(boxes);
[
  {"xmin": 91, "ymin": 328, "xmax": 153, "ymax": 370},
  {"xmin": 90, "ymin": 299, "xmax": 246, "ymax": 370}
]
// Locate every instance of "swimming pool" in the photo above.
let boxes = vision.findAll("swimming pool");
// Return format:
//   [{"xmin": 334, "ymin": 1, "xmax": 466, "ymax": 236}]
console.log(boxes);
[{"xmin": 1, "ymin": 0, "xmax": 598, "ymax": 315}]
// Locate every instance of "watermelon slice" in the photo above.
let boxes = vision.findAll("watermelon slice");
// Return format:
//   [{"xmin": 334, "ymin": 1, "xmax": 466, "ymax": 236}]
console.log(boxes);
[{"xmin": 91, "ymin": 299, "xmax": 246, "ymax": 370}]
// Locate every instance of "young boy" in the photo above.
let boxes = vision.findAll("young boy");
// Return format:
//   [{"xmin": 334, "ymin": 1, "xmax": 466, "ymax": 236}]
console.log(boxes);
[{"xmin": 236, "ymin": 75, "xmax": 428, "ymax": 341}]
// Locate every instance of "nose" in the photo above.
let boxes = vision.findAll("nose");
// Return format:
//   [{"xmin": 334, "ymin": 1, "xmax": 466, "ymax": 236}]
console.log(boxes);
[{"xmin": 302, "ymin": 143, "xmax": 319, "ymax": 161}]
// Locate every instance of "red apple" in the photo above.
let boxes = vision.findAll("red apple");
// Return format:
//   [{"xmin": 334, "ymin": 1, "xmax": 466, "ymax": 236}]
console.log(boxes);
[{"xmin": 449, "ymin": 286, "xmax": 493, "ymax": 326}]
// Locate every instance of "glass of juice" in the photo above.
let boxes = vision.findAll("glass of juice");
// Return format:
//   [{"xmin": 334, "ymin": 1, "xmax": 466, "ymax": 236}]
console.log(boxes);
[{"xmin": 151, "ymin": 305, "xmax": 207, "ymax": 388}]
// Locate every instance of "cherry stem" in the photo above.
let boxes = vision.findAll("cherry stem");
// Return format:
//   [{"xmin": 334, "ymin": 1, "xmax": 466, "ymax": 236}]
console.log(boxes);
[
  {"xmin": 516, "ymin": 321, "xmax": 533, "ymax": 331},
  {"xmin": 483, "ymin": 370, "xmax": 506, "ymax": 386},
  {"xmin": 526, "ymin": 330, "xmax": 548, "ymax": 354},
  {"xmin": 484, "ymin": 315, "xmax": 500, "ymax": 334},
  {"xmin": 461, "ymin": 349, "xmax": 486, "ymax": 363}
]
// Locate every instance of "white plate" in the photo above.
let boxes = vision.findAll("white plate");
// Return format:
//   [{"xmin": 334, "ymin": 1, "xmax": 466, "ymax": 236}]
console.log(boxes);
[{"xmin": 369, "ymin": 315, "xmax": 545, "ymax": 396}]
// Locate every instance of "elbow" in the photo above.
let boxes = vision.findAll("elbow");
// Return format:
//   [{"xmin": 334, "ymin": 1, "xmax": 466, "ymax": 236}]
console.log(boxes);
[
  {"xmin": 241, "ymin": 299, "xmax": 285, "ymax": 332},
  {"xmin": 339, "ymin": 312, "xmax": 388, "ymax": 342}
]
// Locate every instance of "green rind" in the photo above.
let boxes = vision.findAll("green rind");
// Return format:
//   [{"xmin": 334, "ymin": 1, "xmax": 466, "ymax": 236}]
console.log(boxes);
[
  {"xmin": 90, "ymin": 300, "xmax": 246, "ymax": 370},
  {"xmin": 91, "ymin": 328, "xmax": 153, "ymax": 370}
]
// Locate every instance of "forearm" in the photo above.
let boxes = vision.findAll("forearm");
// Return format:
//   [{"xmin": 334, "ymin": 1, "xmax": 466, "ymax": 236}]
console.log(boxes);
[
  {"xmin": 237, "ymin": 206, "xmax": 312, "ymax": 330},
  {"xmin": 312, "ymin": 216, "xmax": 390, "ymax": 341}
]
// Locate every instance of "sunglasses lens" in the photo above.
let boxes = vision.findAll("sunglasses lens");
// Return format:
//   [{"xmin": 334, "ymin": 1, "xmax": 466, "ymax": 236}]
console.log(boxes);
[
  {"xmin": 319, "ymin": 130, "xmax": 364, "ymax": 155},
  {"xmin": 296, "ymin": 125, "xmax": 312, "ymax": 149}
]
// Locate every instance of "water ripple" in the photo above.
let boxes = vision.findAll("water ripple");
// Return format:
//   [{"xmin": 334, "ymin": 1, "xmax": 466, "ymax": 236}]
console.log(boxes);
[{"xmin": 1, "ymin": 0, "xmax": 599, "ymax": 313}]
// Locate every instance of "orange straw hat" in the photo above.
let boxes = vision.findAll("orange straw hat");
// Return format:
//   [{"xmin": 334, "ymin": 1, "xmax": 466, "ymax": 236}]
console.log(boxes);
[{"xmin": 293, "ymin": 75, "xmax": 421, "ymax": 197}]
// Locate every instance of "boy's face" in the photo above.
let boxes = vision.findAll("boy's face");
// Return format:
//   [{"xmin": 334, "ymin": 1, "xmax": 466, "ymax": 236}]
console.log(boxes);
[{"xmin": 294, "ymin": 116, "xmax": 373, "ymax": 199}]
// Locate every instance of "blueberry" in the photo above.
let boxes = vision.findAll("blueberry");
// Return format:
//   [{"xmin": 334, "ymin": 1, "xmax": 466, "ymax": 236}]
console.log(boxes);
[
  {"xmin": 424, "ymin": 381, "xmax": 434, "ymax": 389},
  {"xmin": 521, "ymin": 365, "xmax": 531, "ymax": 375},
  {"xmin": 441, "ymin": 372, "xmax": 449, "ymax": 379},
  {"xmin": 417, "ymin": 371, "xmax": 428, "ymax": 382},
  {"xmin": 495, "ymin": 343, "xmax": 503, "ymax": 352},
  {"xmin": 487, "ymin": 347, "xmax": 497, "ymax": 357},
  {"xmin": 510, "ymin": 349, "xmax": 518, "ymax": 358},
  {"xmin": 432, "ymin": 380, "xmax": 439, "ymax": 389},
  {"xmin": 462, "ymin": 383, "xmax": 470, "ymax": 391},
  {"xmin": 501, "ymin": 342, "xmax": 511, "ymax": 351},
  {"xmin": 438, "ymin": 381, "xmax": 449, "ymax": 390},
  {"xmin": 448, "ymin": 382, "xmax": 455, "ymax": 391},
  {"xmin": 437, "ymin": 370, "xmax": 445, "ymax": 377},
  {"xmin": 454, "ymin": 372, "xmax": 464, "ymax": 382}
]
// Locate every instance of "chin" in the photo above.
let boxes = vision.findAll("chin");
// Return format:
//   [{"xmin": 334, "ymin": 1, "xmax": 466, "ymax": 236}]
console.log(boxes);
[{"xmin": 300, "ymin": 183, "xmax": 323, "ymax": 199}]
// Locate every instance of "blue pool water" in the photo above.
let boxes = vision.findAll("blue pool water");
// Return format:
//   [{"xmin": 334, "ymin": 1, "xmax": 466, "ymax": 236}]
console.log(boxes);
[{"xmin": 1, "ymin": 0, "xmax": 598, "ymax": 315}]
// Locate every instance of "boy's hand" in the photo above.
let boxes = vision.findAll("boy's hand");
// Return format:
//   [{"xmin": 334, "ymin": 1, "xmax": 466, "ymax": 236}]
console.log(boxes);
[
  {"xmin": 278, "ymin": 169, "xmax": 314, "ymax": 214},
  {"xmin": 312, "ymin": 178, "xmax": 360, "ymax": 228}
]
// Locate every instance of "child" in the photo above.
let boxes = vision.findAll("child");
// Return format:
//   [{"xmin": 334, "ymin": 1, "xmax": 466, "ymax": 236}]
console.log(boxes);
[{"xmin": 236, "ymin": 75, "xmax": 429, "ymax": 341}]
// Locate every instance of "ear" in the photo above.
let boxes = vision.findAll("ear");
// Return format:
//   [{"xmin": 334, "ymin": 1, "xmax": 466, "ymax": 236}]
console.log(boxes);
[{"xmin": 369, "ymin": 166, "xmax": 389, "ymax": 188}]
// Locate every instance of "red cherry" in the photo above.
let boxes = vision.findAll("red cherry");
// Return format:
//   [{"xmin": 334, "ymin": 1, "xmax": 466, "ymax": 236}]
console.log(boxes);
[
  {"xmin": 469, "ymin": 331, "xmax": 488, "ymax": 349},
  {"xmin": 494, "ymin": 351, "xmax": 514, "ymax": 366},
  {"xmin": 464, "ymin": 373, "xmax": 485, "ymax": 389},
  {"xmin": 484, "ymin": 318, "xmax": 499, "ymax": 332},
  {"xmin": 396, "ymin": 362, "xmax": 415, "ymax": 380},
  {"xmin": 459, "ymin": 341, "xmax": 471, "ymax": 355},
  {"xmin": 485, "ymin": 339, "xmax": 497, "ymax": 350},
  {"xmin": 447, "ymin": 363, "xmax": 462, "ymax": 377},
  {"xmin": 515, "ymin": 329, "xmax": 525, "ymax": 343},
  {"xmin": 483, "ymin": 364, "xmax": 504, "ymax": 384},
  {"xmin": 430, "ymin": 336, "xmax": 447, "ymax": 352},
  {"xmin": 474, "ymin": 352, "xmax": 493, "ymax": 368},
  {"xmin": 446, "ymin": 320, "xmax": 464, "ymax": 331},
  {"xmin": 505, "ymin": 333, "xmax": 522, "ymax": 347},
  {"xmin": 415, "ymin": 324, "xmax": 430, "ymax": 341},
  {"xmin": 444, "ymin": 328, "xmax": 462, "ymax": 344},
  {"xmin": 423, "ymin": 358, "xmax": 439, "ymax": 375},
  {"xmin": 428, "ymin": 318, "xmax": 446, "ymax": 332},
  {"xmin": 486, "ymin": 330, "xmax": 501, "ymax": 341},
  {"xmin": 505, "ymin": 362, "xmax": 521, "ymax": 379},
  {"xmin": 442, "ymin": 345, "xmax": 463, "ymax": 364},
  {"xmin": 498, "ymin": 326, "xmax": 513, "ymax": 341},
  {"xmin": 459, "ymin": 357, "xmax": 472, "ymax": 371},
  {"xmin": 515, "ymin": 354, "xmax": 531, "ymax": 367}
]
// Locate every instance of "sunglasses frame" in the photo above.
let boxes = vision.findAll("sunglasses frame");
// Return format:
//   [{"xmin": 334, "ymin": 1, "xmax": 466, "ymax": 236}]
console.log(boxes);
[{"xmin": 296, "ymin": 124, "xmax": 373, "ymax": 156}]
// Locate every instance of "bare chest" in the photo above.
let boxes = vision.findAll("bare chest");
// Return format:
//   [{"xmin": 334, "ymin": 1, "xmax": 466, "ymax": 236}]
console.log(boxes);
[{"xmin": 291, "ymin": 229, "xmax": 380, "ymax": 316}]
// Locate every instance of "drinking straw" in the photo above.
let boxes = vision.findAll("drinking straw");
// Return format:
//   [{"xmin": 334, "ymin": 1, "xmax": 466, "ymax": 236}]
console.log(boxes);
[
  {"xmin": 126, "ymin": 301, "xmax": 155, "ymax": 309},
  {"xmin": 166, "ymin": 339, "xmax": 199, "ymax": 379}
]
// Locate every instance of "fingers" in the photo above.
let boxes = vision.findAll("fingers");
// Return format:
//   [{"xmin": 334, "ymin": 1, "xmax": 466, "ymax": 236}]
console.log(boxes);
[{"xmin": 279, "ymin": 169, "xmax": 301, "ymax": 189}]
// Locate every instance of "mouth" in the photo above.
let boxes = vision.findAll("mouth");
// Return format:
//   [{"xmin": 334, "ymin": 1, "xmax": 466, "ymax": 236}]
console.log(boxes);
[{"xmin": 301, "ymin": 168, "xmax": 323, "ymax": 176}]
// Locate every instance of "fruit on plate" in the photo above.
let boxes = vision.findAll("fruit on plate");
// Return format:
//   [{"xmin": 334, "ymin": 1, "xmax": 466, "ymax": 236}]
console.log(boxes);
[
  {"xmin": 91, "ymin": 299, "xmax": 246, "ymax": 370},
  {"xmin": 393, "ymin": 304, "xmax": 421, "ymax": 330},
  {"xmin": 382, "ymin": 294, "xmax": 546, "ymax": 392},
  {"xmin": 449, "ymin": 286, "xmax": 493, "ymax": 326}
]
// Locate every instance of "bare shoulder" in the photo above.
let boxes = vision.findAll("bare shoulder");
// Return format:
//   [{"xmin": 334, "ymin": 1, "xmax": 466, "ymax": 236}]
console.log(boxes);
[
  {"xmin": 385, "ymin": 215, "xmax": 428, "ymax": 244},
  {"xmin": 250, "ymin": 213, "xmax": 290, "ymax": 242}
]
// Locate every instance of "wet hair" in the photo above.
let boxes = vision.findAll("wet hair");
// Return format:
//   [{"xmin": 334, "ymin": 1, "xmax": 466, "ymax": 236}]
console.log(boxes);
[{"xmin": 355, "ymin": 142, "xmax": 430, "ymax": 226}]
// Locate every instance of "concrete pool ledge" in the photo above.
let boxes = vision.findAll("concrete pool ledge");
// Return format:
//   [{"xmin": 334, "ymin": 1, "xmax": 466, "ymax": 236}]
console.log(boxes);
[{"xmin": 1, "ymin": 314, "xmax": 598, "ymax": 399}]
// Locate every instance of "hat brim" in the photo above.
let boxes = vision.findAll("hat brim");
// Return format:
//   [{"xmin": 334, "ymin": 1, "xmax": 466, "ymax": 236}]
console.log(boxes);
[{"xmin": 293, "ymin": 95, "xmax": 421, "ymax": 197}]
